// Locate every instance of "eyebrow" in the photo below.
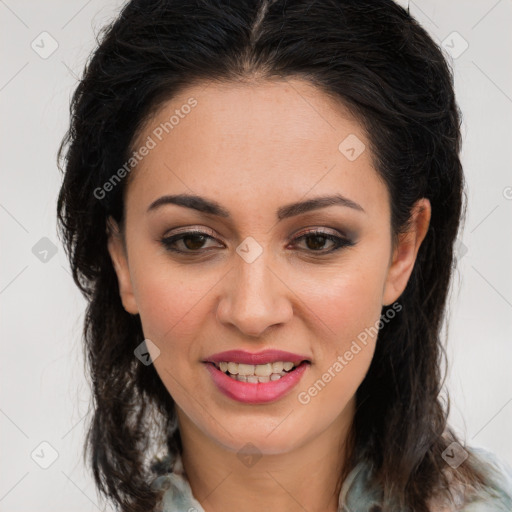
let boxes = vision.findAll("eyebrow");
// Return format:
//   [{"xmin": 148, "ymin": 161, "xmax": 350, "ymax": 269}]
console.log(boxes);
[{"xmin": 147, "ymin": 193, "xmax": 365, "ymax": 220}]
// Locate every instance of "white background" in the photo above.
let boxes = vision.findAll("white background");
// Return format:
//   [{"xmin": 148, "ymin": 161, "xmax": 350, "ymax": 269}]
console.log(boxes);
[{"xmin": 1, "ymin": 1, "xmax": 511, "ymax": 510}]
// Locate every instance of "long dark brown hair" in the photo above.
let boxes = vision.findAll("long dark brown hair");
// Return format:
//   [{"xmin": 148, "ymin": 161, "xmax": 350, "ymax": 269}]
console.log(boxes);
[{"xmin": 57, "ymin": 1, "xmax": 490, "ymax": 511}]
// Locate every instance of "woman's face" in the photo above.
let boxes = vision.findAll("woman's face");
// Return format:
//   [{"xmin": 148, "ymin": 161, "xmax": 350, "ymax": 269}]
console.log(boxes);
[{"xmin": 108, "ymin": 79, "xmax": 429, "ymax": 455}]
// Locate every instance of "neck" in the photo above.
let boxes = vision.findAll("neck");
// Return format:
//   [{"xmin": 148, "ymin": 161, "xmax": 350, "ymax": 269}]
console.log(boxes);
[{"xmin": 177, "ymin": 398, "xmax": 355, "ymax": 512}]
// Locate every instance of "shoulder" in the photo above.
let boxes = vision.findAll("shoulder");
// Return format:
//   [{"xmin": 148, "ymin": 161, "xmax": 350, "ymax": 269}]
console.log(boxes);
[
  {"xmin": 461, "ymin": 446, "xmax": 512, "ymax": 511},
  {"xmin": 429, "ymin": 445, "xmax": 512, "ymax": 512},
  {"xmin": 339, "ymin": 445, "xmax": 512, "ymax": 512}
]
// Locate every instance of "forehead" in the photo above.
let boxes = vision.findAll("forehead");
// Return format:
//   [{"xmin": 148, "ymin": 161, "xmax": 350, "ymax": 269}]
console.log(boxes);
[{"xmin": 125, "ymin": 79, "xmax": 388, "ymax": 220}]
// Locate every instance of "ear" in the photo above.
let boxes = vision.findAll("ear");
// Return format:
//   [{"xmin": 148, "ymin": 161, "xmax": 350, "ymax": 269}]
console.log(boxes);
[
  {"xmin": 382, "ymin": 198, "xmax": 431, "ymax": 306},
  {"xmin": 106, "ymin": 216, "xmax": 139, "ymax": 315}
]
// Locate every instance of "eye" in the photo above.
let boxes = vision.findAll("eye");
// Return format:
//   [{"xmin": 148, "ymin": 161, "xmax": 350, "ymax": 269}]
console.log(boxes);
[
  {"xmin": 289, "ymin": 229, "xmax": 355, "ymax": 254},
  {"xmin": 160, "ymin": 230, "xmax": 222, "ymax": 253}
]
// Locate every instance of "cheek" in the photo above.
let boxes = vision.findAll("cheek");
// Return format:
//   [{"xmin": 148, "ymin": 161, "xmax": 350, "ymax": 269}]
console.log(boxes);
[
  {"xmin": 299, "ymin": 259, "xmax": 387, "ymax": 347},
  {"xmin": 133, "ymin": 265, "xmax": 217, "ymax": 405},
  {"xmin": 293, "ymin": 285, "xmax": 379, "ymax": 430},
  {"xmin": 133, "ymin": 264, "xmax": 219, "ymax": 344},
  {"xmin": 292, "ymin": 259, "xmax": 386, "ymax": 403}
]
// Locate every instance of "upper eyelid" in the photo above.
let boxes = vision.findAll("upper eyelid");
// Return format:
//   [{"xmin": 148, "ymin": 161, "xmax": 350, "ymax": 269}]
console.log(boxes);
[
  {"xmin": 294, "ymin": 227, "xmax": 344, "ymax": 237},
  {"xmin": 163, "ymin": 226, "xmax": 217, "ymax": 237}
]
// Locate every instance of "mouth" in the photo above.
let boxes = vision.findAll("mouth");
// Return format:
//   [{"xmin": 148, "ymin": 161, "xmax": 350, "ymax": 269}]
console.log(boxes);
[
  {"xmin": 203, "ymin": 350, "xmax": 311, "ymax": 404},
  {"xmin": 203, "ymin": 349, "xmax": 311, "ymax": 403}
]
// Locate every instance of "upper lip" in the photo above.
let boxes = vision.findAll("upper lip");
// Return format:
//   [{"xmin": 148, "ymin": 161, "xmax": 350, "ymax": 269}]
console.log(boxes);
[{"xmin": 203, "ymin": 349, "xmax": 310, "ymax": 366}]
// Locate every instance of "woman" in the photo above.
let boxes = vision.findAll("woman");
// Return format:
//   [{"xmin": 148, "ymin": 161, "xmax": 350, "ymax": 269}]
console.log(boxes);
[{"xmin": 56, "ymin": 0, "xmax": 512, "ymax": 511}]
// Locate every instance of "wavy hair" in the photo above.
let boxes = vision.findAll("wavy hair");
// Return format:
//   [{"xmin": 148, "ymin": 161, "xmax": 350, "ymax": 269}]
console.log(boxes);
[{"xmin": 57, "ymin": 1, "xmax": 489, "ymax": 510}]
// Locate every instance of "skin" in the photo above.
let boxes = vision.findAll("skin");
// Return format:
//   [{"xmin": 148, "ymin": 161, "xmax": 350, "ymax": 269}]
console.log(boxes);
[{"xmin": 107, "ymin": 79, "xmax": 431, "ymax": 512}]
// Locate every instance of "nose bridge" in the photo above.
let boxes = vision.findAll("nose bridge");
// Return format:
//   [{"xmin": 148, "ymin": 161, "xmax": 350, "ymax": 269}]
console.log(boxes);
[{"xmin": 216, "ymin": 243, "xmax": 293, "ymax": 337}]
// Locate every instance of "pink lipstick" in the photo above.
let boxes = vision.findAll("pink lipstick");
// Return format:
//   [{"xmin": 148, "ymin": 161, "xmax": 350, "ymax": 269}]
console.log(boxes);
[{"xmin": 203, "ymin": 349, "xmax": 310, "ymax": 404}]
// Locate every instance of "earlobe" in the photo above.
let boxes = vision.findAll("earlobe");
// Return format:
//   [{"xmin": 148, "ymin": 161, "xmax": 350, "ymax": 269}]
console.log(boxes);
[
  {"xmin": 106, "ymin": 216, "xmax": 139, "ymax": 315},
  {"xmin": 382, "ymin": 198, "xmax": 431, "ymax": 306}
]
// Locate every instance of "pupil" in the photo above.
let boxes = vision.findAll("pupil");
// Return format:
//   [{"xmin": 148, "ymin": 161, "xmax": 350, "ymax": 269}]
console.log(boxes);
[
  {"xmin": 306, "ymin": 235, "xmax": 326, "ymax": 250},
  {"xmin": 184, "ymin": 235, "xmax": 206, "ymax": 250}
]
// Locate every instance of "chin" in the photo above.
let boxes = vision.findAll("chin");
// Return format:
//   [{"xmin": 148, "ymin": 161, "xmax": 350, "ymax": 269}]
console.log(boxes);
[
  {"xmin": 205, "ymin": 414, "xmax": 313, "ymax": 456},
  {"xmin": 221, "ymin": 431, "xmax": 303, "ymax": 456}
]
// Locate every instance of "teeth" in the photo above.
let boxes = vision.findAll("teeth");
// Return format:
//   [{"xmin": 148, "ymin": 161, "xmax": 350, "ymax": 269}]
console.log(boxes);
[
  {"xmin": 233, "ymin": 373, "xmax": 281, "ymax": 383},
  {"xmin": 216, "ymin": 361, "xmax": 298, "ymax": 376},
  {"xmin": 255, "ymin": 363, "xmax": 273, "ymax": 377},
  {"xmin": 238, "ymin": 363, "xmax": 255, "ymax": 376},
  {"xmin": 214, "ymin": 360, "xmax": 302, "ymax": 383},
  {"xmin": 272, "ymin": 362, "xmax": 284, "ymax": 373}
]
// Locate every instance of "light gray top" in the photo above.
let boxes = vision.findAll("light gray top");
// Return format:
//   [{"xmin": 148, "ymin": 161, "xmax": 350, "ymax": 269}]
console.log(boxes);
[{"xmin": 149, "ymin": 445, "xmax": 512, "ymax": 511}]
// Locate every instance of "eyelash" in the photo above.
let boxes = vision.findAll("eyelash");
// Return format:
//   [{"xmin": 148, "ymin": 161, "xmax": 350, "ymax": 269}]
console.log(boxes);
[{"xmin": 160, "ymin": 228, "xmax": 355, "ymax": 256}]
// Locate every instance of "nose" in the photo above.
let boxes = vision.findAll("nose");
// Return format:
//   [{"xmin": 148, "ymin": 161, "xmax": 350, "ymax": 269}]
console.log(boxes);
[{"xmin": 215, "ymin": 252, "xmax": 294, "ymax": 338}]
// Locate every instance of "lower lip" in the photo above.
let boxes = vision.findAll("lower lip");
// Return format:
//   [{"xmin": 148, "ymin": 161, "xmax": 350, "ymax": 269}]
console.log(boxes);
[{"xmin": 204, "ymin": 361, "xmax": 309, "ymax": 404}]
